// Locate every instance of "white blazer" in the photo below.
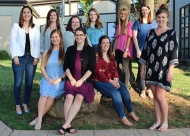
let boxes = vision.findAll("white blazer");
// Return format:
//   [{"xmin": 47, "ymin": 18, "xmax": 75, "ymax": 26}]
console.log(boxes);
[{"xmin": 10, "ymin": 23, "xmax": 40, "ymax": 59}]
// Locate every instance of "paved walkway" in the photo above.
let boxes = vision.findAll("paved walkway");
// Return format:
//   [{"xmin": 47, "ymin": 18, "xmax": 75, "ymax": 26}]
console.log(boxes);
[{"xmin": 1, "ymin": 121, "xmax": 190, "ymax": 136}]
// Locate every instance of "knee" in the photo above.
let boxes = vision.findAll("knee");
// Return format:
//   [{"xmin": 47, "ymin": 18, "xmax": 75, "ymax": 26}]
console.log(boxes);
[
  {"xmin": 75, "ymin": 94, "xmax": 84, "ymax": 103},
  {"xmin": 47, "ymin": 97, "xmax": 55, "ymax": 102},
  {"xmin": 65, "ymin": 94, "xmax": 74, "ymax": 104}
]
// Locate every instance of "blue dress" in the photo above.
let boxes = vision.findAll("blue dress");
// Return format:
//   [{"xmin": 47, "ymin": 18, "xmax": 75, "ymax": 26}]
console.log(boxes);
[{"xmin": 40, "ymin": 50, "xmax": 65, "ymax": 98}]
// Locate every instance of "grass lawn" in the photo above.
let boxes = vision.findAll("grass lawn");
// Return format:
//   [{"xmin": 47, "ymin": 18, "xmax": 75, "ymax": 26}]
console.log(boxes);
[{"xmin": 0, "ymin": 60, "xmax": 190, "ymax": 130}]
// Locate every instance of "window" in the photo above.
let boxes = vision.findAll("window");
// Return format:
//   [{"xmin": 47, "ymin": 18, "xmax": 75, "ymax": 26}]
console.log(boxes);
[
  {"xmin": 180, "ymin": 4, "xmax": 190, "ymax": 59},
  {"xmin": 107, "ymin": 22, "xmax": 116, "ymax": 43}
]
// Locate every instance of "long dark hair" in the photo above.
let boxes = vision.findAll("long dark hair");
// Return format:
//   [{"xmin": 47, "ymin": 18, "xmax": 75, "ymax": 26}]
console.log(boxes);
[
  {"xmin": 66, "ymin": 16, "xmax": 82, "ymax": 32},
  {"xmin": 74, "ymin": 27, "xmax": 88, "ymax": 49},
  {"xmin": 98, "ymin": 35, "xmax": 113, "ymax": 60},
  {"xmin": 45, "ymin": 29, "xmax": 64, "ymax": 66},
  {"xmin": 139, "ymin": 4, "xmax": 152, "ymax": 24},
  {"xmin": 19, "ymin": 6, "xmax": 34, "ymax": 28},
  {"xmin": 44, "ymin": 9, "xmax": 60, "ymax": 35}
]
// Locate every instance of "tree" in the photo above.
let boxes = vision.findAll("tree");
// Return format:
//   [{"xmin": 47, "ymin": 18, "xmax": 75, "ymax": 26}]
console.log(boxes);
[
  {"xmin": 61, "ymin": 0, "xmax": 65, "ymax": 24},
  {"xmin": 78, "ymin": 0, "xmax": 93, "ymax": 17}
]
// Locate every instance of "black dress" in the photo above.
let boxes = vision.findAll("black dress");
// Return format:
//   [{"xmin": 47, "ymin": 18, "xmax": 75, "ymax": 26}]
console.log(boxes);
[{"xmin": 139, "ymin": 28, "xmax": 178, "ymax": 91}]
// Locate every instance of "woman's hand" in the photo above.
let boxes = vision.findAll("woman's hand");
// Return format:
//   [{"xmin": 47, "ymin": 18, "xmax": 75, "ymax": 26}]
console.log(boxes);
[
  {"xmin": 123, "ymin": 50, "xmax": 128, "ymax": 58},
  {"xmin": 70, "ymin": 78, "xmax": 76, "ymax": 86},
  {"xmin": 33, "ymin": 58, "xmax": 39, "ymax": 66},
  {"xmin": 14, "ymin": 56, "xmax": 20, "ymax": 66},
  {"xmin": 136, "ymin": 49, "xmax": 141, "ymax": 58},
  {"xmin": 74, "ymin": 79, "xmax": 84, "ymax": 87},
  {"xmin": 112, "ymin": 50, "xmax": 115, "ymax": 56},
  {"xmin": 47, "ymin": 78, "xmax": 54, "ymax": 85},
  {"xmin": 109, "ymin": 79, "xmax": 119, "ymax": 89},
  {"xmin": 166, "ymin": 67, "xmax": 174, "ymax": 82},
  {"xmin": 53, "ymin": 78, "xmax": 62, "ymax": 85}
]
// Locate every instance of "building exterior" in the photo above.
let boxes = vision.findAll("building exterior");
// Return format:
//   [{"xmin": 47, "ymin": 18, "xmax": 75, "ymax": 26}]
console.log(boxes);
[
  {"xmin": 0, "ymin": 0, "xmax": 116, "ymax": 54},
  {"xmin": 169, "ymin": 0, "xmax": 190, "ymax": 66}
]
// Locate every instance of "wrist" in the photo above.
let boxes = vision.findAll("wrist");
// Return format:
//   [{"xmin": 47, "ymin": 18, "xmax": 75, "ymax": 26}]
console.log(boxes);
[
  {"xmin": 125, "ymin": 48, "xmax": 128, "ymax": 51},
  {"xmin": 82, "ymin": 77, "xmax": 86, "ymax": 82},
  {"xmin": 61, "ymin": 77, "xmax": 65, "ymax": 81}
]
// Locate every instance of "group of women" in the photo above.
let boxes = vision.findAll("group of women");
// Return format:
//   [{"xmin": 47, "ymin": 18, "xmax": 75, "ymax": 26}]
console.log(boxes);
[{"xmin": 9, "ymin": 3, "xmax": 178, "ymax": 134}]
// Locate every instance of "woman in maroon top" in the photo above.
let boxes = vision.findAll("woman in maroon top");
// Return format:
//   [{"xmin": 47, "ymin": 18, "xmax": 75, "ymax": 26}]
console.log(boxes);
[
  {"xmin": 58, "ymin": 27, "xmax": 96, "ymax": 135},
  {"xmin": 94, "ymin": 35, "xmax": 139, "ymax": 126}
]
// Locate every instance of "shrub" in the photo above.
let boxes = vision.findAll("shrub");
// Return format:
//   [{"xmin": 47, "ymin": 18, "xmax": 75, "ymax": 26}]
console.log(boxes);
[{"xmin": 0, "ymin": 50, "xmax": 11, "ymax": 60}]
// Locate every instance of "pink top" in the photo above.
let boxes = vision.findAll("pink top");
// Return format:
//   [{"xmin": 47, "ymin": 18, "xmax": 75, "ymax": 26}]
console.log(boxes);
[{"xmin": 115, "ymin": 21, "xmax": 133, "ymax": 59}]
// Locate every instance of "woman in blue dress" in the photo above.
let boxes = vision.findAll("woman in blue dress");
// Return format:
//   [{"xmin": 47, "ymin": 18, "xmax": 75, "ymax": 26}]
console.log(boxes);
[{"xmin": 29, "ymin": 29, "xmax": 65, "ymax": 130}]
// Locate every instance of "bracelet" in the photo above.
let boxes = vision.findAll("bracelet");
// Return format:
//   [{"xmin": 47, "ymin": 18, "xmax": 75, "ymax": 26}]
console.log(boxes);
[
  {"xmin": 82, "ymin": 77, "xmax": 86, "ymax": 82},
  {"xmin": 125, "ymin": 48, "xmax": 128, "ymax": 51}
]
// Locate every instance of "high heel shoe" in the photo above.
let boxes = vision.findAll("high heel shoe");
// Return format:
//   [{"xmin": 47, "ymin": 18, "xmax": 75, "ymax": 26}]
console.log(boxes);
[{"xmin": 22, "ymin": 104, "xmax": 30, "ymax": 113}]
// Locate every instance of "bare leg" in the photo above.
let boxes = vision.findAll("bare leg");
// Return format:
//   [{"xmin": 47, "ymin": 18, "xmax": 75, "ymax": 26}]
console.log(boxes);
[
  {"xmin": 64, "ymin": 94, "xmax": 74, "ymax": 126},
  {"xmin": 155, "ymin": 86, "xmax": 168, "ymax": 131},
  {"xmin": 59, "ymin": 94, "xmax": 83, "ymax": 134}
]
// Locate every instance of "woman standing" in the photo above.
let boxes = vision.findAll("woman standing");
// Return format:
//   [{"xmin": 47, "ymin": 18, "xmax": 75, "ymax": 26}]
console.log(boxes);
[
  {"xmin": 63, "ymin": 16, "xmax": 82, "ymax": 52},
  {"xmin": 85, "ymin": 8, "xmax": 104, "ymax": 52},
  {"xmin": 113, "ymin": 7, "xmax": 133, "ymax": 87},
  {"xmin": 140, "ymin": 4, "xmax": 178, "ymax": 131},
  {"xmin": 94, "ymin": 35, "xmax": 139, "ymax": 127},
  {"xmin": 40, "ymin": 9, "xmax": 65, "ymax": 53},
  {"xmin": 29, "ymin": 29, "xmax": 65, "ymax": 130},
  {"xmin": 58, "ymin": 27, "xmax": 96, "ymax": 135},
  {"xmin": 10, "ymin": 6, "xmax": 40, "ymax": 114},
  {"xmin": 132, "ymin": 4, "xmax": 157, "ymax": 98}
]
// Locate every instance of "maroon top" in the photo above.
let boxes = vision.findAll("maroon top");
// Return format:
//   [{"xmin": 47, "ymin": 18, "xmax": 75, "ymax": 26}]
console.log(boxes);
[
  {"xmin": 65, "ymin": 50, "xmax": 95, "ymax": 103},
  {"xmin": 94, "ymin": 53, "xmax": 119, "ymax": 82}
]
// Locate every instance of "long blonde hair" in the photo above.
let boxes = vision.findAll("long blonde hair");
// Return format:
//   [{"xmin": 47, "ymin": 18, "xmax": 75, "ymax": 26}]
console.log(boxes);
[
  {"xmin": 45, "ymin": 29, "xmax": 64, "ymax": 66},
  {"xmin": 117, "ymin": 7, "xmax": 129, "ymax": 35}
]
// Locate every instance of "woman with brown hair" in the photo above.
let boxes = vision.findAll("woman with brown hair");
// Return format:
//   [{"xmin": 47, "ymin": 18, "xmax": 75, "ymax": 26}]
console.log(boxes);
[
  {"xmin": 29, "ymin": 29, "xmax": 65, "ymax": 130},
  {"xmin": 132, "ymin": 4, "xmax": 157, "ymax": 98}
]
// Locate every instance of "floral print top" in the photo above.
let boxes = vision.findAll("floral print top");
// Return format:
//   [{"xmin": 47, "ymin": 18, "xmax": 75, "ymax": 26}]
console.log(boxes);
[
  {"xmin": 86, "ymin": 26, "xmax": 104, "ymax": 46},
  {"xmin": 94, "ymin": 53, "xmax": 119, "ymax": 82},
  {"xmin": 139, "ymin": 28, "xmax": 178, "ymax": 91}
]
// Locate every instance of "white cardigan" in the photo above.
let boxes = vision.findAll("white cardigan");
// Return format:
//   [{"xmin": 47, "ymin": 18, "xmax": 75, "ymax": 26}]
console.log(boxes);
[{"xmin": 10, "ymin": 23, "xmax": 40, "ymax": 59}]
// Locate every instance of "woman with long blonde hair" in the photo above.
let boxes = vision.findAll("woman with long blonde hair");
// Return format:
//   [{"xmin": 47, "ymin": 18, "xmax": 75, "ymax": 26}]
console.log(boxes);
[{"xmin": 113, "ymin": 7, "xmax": 133, "ymax": 87}]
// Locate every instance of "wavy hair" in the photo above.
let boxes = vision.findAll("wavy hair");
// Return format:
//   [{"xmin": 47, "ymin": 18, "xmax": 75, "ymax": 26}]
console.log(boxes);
[
  {"xmin": 85, "ymin": 8, "xmax": 103, "ymax": 29},
  {"xmin": 66, "ymin": 16, "xmax": 82, "ymax": 32},
  {"xmin": 45, "ymin": 29, "xmax": 64, "ymax": 66},
  {"xmin": 97, "ymin": 35, "xmax": 113, "ymax": 60},
  {"xmin": 19, "ymin": 6, "xmax": 34, "ymax": 28},
  {"xmin": 117, "ymin": 7, "xmax": 129, "ymax": 35},
  {"xmin": 44, "ymin": 9, "xmax": 61, "ymax": 35}
]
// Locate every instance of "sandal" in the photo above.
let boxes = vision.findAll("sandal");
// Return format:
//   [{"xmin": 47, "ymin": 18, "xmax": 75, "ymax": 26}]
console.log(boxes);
[
  {"xmin": 29, "ymin": 119, "xmax": 37, "ymax": 126},
  {"xmin": 66, "ymin": 127, "xmax": 77, "ymax": 134},
  {"xmin": 34, "ymin": 123, "xmax": 41, "ymax": 130},
  {"xmin": 58, "ymin": 126, "xmax": 66, "ymax": 135},
  {"xmin": 148, "ymin": 123, "xmax": 160, "ymax": 130},
  {"xmin": 146, "ymin": 89, "xmax": 153, "ymax": 99},
  {"xmin": 158, "ymin": 123, "xmax": 168, "ymax": 132},
  {"xmin": 128, "ymin": 112, "xmax": 139, "ymax": 122},
  {"xmin": 121, "ymin": 118, "xmax": 133, "ymax": 127},
  {"xmin": 140, "ymin": 91, "xmax": 146, "ymax": 99}
]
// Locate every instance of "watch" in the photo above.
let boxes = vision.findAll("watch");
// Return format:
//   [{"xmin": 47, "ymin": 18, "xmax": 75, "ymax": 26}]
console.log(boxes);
[
  {"xmin": 82, "ymin": 77, "xmax": 86, "ymax": 82},
  {"xmin": 125, "ymin": 48, "xmax": 128, "ymax": 51},
  {"xmin": 61, "ymin": 77, "xmax": 64, "ymax": 81}
]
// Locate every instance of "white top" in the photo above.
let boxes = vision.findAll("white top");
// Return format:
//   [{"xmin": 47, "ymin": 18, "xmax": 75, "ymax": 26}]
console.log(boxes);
[
  {"xmin": 40, "ymin": 24, "xmax": 66, "ymax": 53},
  {"xmin": 10, "ymin": 23, "xmax": 40, "ymax": 59}
]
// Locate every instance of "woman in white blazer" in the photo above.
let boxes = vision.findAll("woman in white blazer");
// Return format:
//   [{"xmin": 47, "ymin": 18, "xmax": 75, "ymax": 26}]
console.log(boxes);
[
  {"xmin": 40, "ymin": 9, "xmax": 65, "ymax": 53},
  {"xmin": 10, "ymin": 6, "xmax": 40, "ymax": 115}
]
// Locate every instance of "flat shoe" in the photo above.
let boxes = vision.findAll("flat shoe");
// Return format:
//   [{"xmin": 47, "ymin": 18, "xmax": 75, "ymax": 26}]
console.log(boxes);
[
  {"xmin": 140, "ymin": 91, "xmax": 146, "ymax": 99},
  {"xmin": 34, "ymin": 123, "xmax": 41, "ymax": 130},
  {"xmin": 148, "ymin": 123, "xmax": 160, "ymax": 130},
  {"xmin": 128, "ymin": 112, "xmax": 139, "ymax": 122},
  {"xmin": 58, "ymin": 126, "xmax": 66, "ymax": 135},
  {"xmin": 146, "ymin": 90, "xmax": 154, "ymax": 99},
  {"xmin": 158, "ymin": 123, "xmax": 168, "ymax": 132},
  {"xmin": 66, "ymin": 127, "xmax": 77, "ymax": 134},
  {"xmin": 121, "ymin": 118, "xmax": 133, "ymax": 127},
  {"xmin": 29, "ymin": 119, "xmax": 37, "ymax": 126}
]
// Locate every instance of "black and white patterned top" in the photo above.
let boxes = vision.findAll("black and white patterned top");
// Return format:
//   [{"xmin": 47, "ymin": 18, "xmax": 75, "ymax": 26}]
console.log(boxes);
[{"xmin": 139, "ymin": 28, "xmax": 178, "ymax": 91}]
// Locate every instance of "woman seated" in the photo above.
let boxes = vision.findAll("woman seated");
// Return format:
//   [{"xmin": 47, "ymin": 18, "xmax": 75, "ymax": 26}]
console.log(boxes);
[
  {"xmin": 29, "ymin": 29, "xmax": 65, "ymax": 130},
  {"xmin": 93, "ymin": 35, "xmax": 139, "ymax": 126},
  {"xmin": 58, "ymin": 27, "xmax": 96, "ymax": 135}
]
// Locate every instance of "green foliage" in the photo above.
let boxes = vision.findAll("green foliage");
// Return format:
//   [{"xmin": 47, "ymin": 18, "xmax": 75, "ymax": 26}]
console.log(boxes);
[
  {"xmin": 78, "ymin": 0, "xmax": 93, "ymax": 17},
  {"xmin": 0, "ymin": 50, "xmax": 11, "ymax": 60}
]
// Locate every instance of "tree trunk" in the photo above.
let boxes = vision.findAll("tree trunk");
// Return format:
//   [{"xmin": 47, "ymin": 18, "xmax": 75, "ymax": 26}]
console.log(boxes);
[
  {"xmin": 144, "ymin": 0, "xmax": 154, "ymax": 19},
  {"xmin": 116, "ymin": 0, "xmax": 131, "ymax": 25},
  {"xmin": 61, "ymin": 0, "xmax": 65, "ymax": 24}
]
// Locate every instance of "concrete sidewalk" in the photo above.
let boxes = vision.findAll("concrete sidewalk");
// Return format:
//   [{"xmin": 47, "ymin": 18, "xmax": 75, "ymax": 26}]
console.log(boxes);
[{"xmin": 1, "ymin": 121, "xmax": 190, "ymax": 136}]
